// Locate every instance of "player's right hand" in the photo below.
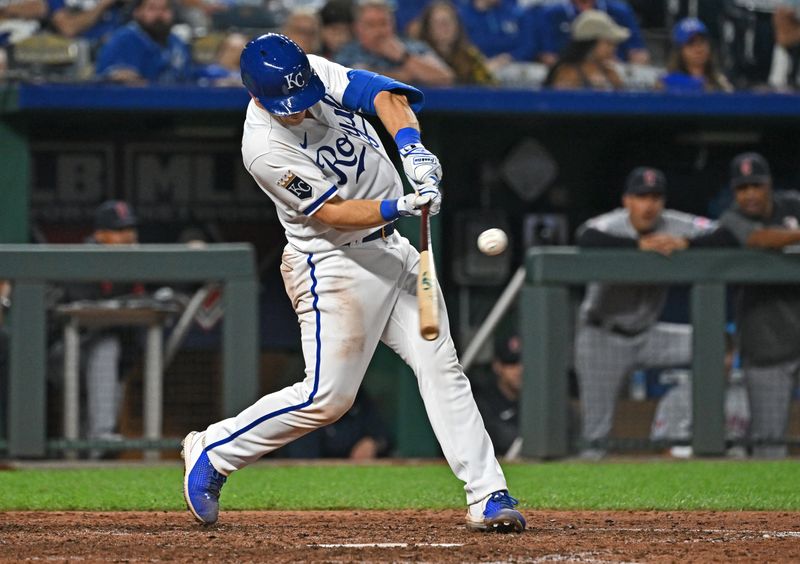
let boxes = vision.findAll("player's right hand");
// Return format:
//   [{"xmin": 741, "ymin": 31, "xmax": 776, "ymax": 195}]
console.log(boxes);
[
  {"xmin": 417, "ymin": 182, "xmax": 441, "ymax": 216},
  {"xmin": 396, "ymin": 193, "xmax": 431, "ymax": 217}
]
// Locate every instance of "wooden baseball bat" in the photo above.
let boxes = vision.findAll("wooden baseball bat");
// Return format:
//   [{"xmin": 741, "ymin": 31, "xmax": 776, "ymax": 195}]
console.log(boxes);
[{"xmin": 418, "ymin": 205, "xmax": 440, "ymax": 341}]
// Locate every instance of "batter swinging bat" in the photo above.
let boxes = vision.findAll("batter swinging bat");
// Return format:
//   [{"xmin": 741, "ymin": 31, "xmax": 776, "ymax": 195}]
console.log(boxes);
[{"xmin": 418, "ymin": 205, "xmax": 439, "ymax": 340}]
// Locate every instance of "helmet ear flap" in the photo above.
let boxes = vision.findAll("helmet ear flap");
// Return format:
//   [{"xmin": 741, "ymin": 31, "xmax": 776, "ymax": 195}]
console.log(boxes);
[{"xmin": 240, "ymin": 33, "xmax": 325, "ymax": 116}]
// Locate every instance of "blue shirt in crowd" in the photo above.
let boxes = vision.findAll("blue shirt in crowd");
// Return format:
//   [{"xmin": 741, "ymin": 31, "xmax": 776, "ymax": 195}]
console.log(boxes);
[
  {"xmin": 456, "ymin": 0, "xmax": 539, "ymax": 61},
  {"xmin": 96, "ymin": 22, "xmax": 192, "ymax": 84},
  {"xmin": 48, "ymin": 0, "xmax": 125, "ymax": 43},
  {"xmin": 335, "ymin": 37, "xmax": 437, "ymax": 73},
  {"xmin": 394, "ymin": 0, "xmax": 431, "ymax": 35},
  {"xmin": 539, "ymin": 0, "xmax": 645, "ymax": 60}
]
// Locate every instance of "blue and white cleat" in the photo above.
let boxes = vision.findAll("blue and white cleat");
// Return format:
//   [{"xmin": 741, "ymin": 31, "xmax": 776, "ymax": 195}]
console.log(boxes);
[
  {"xmin": 465, "ymin": 490, "xmax": 526, "ymax": 533},
  {"xmin": 182, "ymin": 431, "xmax": 227, "ymax": 525}
]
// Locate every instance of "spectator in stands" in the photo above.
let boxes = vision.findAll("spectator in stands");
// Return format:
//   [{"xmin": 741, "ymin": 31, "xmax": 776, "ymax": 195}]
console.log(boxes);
[
  {"xmin": 417, "ymin": 0, "xmax": 496, "ymax": 85},
  {"xmin": 48, "ymin": 0, "xmax": 127, "ymax": 47},
  {"xmin": 319, "ymin": 0, "xmax": 353, "ymax": 60},
  {"xmin": 573, "ymin": 166, "xmax": 734, "ymax": 460},
  {"xmin": 281, "ymin": 7, "xmax": 321, "ymax": 55},
  {"xmin": 335, "ymin": 0, "xmax": 454, "ymax": 86},
  {"xmin": 719, "ymin": 0, "xmax": 775, "ymax": 89},
  {"xmin": 661, "ymin": 17, "xmax": 733, "ymax": 93},
  {"xmin": 456, "ymin": 0, "xmax": 539, "ymax": 75},
  {"xmin": 539, "ymin": 0, "xmax": 648, "ymax": 66},
  {"xmin": 770, "ymin": 2, "xmax": 800, "ymax": 91},
  {"xmin": 317, "ymin": 0, "xmax": 352, "ymax": 58},
  {"xmin": 95, "ymin": 0, "xmax": 191, "ymax": 85},
  {"xmin": 473, "ymin": 333, "xmax": 523, "ymax": 460},
  {"xmin": 61, "ymin": 200, "xmax": 143, "ymax": 457},
  {"xmin": 394, "ymin": 0, "xmax": 429, "ymax": 37},
  {"xmin": 0, "ymin": 0, "xmax": 47, "ymax": 45},
  {"xmin": 544, "ymin": 9, "xmax": 626, "ymax": 91},
  {"xmin": 281, "ymin": 389, "xmax": 391, "ymax": 459},
  {"xmin": 197, "ymin": 31, "xmax": 247, "ymax": 86},
  {"xmin": 719, "ymin": 152, "xmax": 800, "ymax": 458}
]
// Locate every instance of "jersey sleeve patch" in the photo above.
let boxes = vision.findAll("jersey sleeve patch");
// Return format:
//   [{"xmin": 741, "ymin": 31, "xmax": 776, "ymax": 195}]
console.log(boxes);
[{"xmin": 279, "ymin": 172, "xmax": 314, "ymax": 201}]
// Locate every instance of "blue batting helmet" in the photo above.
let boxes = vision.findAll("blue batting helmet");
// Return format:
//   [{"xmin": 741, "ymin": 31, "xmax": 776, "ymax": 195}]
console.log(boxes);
[{"xmin": 240, "ymin": 33, "xmax": 325, "ymax": 116}]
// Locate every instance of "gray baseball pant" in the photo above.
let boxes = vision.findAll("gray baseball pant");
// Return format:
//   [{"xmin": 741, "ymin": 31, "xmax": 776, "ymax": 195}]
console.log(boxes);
[
  {"xmin": 85, "ymin": 335, "xmax": 122, "ymax": 439},
  {"xmin": 575, "ymin": 321, "xmax": 692, "ymax": 444},
  {"xmin": 744, "ymin": 357, "xmax": 800, "ymax": 458}
]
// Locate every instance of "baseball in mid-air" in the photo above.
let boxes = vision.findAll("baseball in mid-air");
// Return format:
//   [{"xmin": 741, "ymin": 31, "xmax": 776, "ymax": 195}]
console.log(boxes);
[{"xmin": 477, "ymin": 228, "xmax": 508, "ymax": 256}]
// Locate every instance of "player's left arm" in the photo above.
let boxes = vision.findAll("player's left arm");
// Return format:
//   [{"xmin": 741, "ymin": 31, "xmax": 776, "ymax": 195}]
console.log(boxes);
[
  {"xmin": 311, "ymin": 56, "xmax": 443, "ymax": 213},
  {"xmin": 372, "ymin": 91, "xmax": 442, "ymax": 214},
  {"xmin": 314, "ymin": 194, "xmax": 430, "ymax": 229}
]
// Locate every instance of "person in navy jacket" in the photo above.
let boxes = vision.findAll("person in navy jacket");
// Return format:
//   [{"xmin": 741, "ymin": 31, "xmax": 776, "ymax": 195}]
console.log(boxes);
[
  {"xmin": 539, "ymin": 0, "xmax": 648, "ymax": 66},
  {"xmin": 95, "ymin": 0, "xmax": 190, "ymax": 84},
  {"xmin": 457, "ymin": 0, "xmax": 540, "ymax": 72}
]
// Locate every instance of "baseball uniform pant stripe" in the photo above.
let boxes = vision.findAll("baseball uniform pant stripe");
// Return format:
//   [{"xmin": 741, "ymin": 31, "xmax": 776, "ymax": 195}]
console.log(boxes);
[
  {"xmin": 204, "ymin": 253, "xmax": 323, "ymax": 453},
  {"xmin": 203, "ymin": 238, "xmax": 508, "ymax": 504}
]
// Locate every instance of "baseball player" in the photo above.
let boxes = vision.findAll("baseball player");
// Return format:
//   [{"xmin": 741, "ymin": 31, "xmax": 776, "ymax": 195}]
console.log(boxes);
[
  {"xmin": 574, "ymin": 167, "xmax": 733, "ymax": 459},
  {"xmin": 182, "ymin": 33, "xmax": 525, "ymax": 533},
  {"xmin": 719, "ymin": 152, "xmax": 800, "ymax": 458}
]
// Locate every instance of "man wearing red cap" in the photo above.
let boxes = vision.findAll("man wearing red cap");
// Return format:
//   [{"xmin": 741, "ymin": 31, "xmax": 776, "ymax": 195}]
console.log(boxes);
[
  {"xmin": 719, "ymin": 152, "xmax": 800, "ymax": 458},
  {"xmin": 574, "ymin": 166, "xmax": 734, "ymax": 459}
]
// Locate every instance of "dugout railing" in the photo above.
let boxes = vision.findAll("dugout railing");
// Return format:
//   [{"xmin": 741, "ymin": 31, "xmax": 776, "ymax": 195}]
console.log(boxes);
[
  {"xmin": 0, "ymin": 244, "xmax": 258, "ymax": 458},
  {"xmin": 520, "ymin": 247, "xmax": 800, "ymax": 459}
]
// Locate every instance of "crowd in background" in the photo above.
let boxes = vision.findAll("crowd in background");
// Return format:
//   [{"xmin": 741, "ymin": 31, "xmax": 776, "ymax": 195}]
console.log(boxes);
[{"xmin": 3, "ymin": 0, "xmax": 800, "ymax": 92}]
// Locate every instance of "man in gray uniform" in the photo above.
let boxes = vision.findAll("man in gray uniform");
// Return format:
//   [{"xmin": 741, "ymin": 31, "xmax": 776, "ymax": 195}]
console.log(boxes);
[
  {"xmin": 574, "ymin": 166, "xmax": 732, "ymax": 459},
  {"xmin": 719, "ymin": 152, "xmax": 800, "ymax": 458}
]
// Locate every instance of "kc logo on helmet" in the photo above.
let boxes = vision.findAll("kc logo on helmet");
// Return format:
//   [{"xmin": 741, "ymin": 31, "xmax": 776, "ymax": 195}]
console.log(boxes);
[{"xmin": 284, "ymin": 71, "xmax": 307, "ymax": 90}]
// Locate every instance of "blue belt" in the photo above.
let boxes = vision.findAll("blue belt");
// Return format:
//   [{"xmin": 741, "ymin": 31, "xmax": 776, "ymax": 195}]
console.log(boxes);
[{"xmin": 345, "ymin": 223, "xmax": 395, "ymax": 246}]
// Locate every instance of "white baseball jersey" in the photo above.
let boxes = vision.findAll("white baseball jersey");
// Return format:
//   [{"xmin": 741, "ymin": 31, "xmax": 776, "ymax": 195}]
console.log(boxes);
[
  {"xmin": 202, "ymin": 55, "xmax": 509, "ymax": 508},
  {"xmin": 242, "ymin": 55, "xmax": 404, "ymax": 254}
]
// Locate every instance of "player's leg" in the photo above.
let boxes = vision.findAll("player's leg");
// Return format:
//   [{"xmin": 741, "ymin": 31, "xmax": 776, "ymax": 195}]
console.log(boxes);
[
  {"xmin": 380, "ymin": 238, "xmax": 523, "ymax": 532},
  {"xmin": 637, "ymin": 322, "xmax": 692, "ymax": 368},
  {"xmin": 744, "ymin": 359, "xmax": 798, "ymax": 458},
  {"xmin": 574, "ymin": 323, "xmax": 636, "ymax": 456},
  {"xmin": 85, "ymin": 334, "xmax": 123, "ymax": 458},
  {"xmin": 183, "ymin": 246, "xmax": 396, "ymax": 524}
]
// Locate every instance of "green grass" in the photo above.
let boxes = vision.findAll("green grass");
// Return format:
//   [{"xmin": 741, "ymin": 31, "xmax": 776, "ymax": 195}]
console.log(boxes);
[{"xmin": 0, "ymin": 460, "xmax": 798, "ymax": 511}]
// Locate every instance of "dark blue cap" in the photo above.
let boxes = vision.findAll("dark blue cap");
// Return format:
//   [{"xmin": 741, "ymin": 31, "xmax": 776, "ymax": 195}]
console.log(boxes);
[
  {"xmin": 672, "ymin": 17, "xmax": 708, "ymax": 46},
  {"xmin": 730, "ymin": 152, "xmax": 771, "ymax": 189},
  {"xmin": 625, "ymin": 167, "xmax": 667, "ymax": 195},
  {"xmin": 494, "ymin": 334, "xmax": 521, "ymax": 364},
  {"xmin": 94, "ymin": 200, "xmax": 138, "ymax": 230}
]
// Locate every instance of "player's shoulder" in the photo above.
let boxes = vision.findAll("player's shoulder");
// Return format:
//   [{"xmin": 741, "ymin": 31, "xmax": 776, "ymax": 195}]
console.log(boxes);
[
  {"xmin": 241, "ymin": 101, "xmax": 279, "ymax": 166},
  {"xmin": 662, "ymin": 209, "xmax": 716, "ymax": 230},
  {"xmin": 774, "ymin": 189, "xmax": 800, "ymax": 207},
  {"xmin": 584, "ymin": 208, "xmax": 628, "ymax": 231},
  {"xmin": 105, "ymin": 22, "xmax": 141, "ymax": 45},
  {"xmin": 309, "ymin": 53, "xmax": 349, "ymax": 78}
]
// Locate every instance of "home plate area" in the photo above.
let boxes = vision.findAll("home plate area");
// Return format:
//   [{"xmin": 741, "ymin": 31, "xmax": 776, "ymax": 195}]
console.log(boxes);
[{"xmin": 2, "ymin": 510, "xmax": 799, "ymax": 562}]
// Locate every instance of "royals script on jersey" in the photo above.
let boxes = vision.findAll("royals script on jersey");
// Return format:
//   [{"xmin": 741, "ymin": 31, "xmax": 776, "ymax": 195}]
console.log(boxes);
[{"xmin": 242, "ymin": 55, "xmax": 405, "ymax": 254}]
